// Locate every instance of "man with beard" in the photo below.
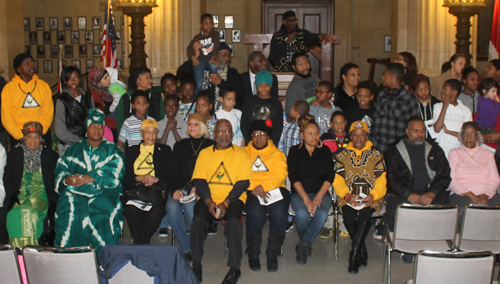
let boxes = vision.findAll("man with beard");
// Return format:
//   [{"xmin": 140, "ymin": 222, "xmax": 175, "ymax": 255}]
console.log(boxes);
[
  {"xmin": 269, "ymin": 10, "xmax": 334, "ymax": 72},
  {"xmin": 240, "ymin": 51, "xmax": 279, "ymax": 105},
  {"xmin": 284, "ymin": 52, "xmax": 320, "ymax": 118},
  {"xmin": 383, "ymin": 116, "xmax": 451, "ymax": 262}
]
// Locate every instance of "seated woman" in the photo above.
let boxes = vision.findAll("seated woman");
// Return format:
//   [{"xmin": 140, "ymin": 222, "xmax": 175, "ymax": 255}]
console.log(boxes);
[
  {"xmin": 122, "ymin": 119, "xmax": 174, "ymax": 244},
  {"xmin": 449, "ymin": 122, "xmax": 500, "ymax": 225},
  {"xmin": 1, "ymin": 122, "xmax": 58, "ymax": 247},
  {"xmin": 54, "ymin": 66, "xmax": 95, "ymax": 156},
  {"xmin": 243, "ymin": 120, "xmax": 289, "ymax": 272},
  {"xmin": 333, "ymin": 121, "xmax": 386, "ymax": 274},
  {"xmin": 287, "ymin": 115, "xmax": 334, "ymax": 265},
  {"xmin": 167, "ymin": 113, "xmax": 214, "ymax": 261},
  {"xmin": 54, "ymin": 109, "xmax": 125, "ymax": 255}
]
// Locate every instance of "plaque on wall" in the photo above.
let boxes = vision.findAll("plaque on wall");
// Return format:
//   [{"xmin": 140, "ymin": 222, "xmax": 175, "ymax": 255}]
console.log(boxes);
[
  {"xmin": 25, "ymin": 46, "xmax": 31, "ymax": 55},
  {"xmin": 57, "ymin": 31, "xmax": 65, "ymax": 44},
  {"xmin": 227, "ymin": 44, "xmax": 234, "ymax": 56},
  {"xmin": 92, "ymin": 44, "xmax": 101, "ymax": 57},
  {"xmin": 65, "ymin": 45, "xmax": 73, "ymax": 58},
  {"xmin": 232, "ymin": 30, "xmax": 241, "ymax": 43},
  {"xmin": 92, "ymin": 17, "xmax": 101, "ymax": 29},
  {"xmin": 63, "ymin": 17, "xmax": 72, "ymax": 30},
  {"xmin": 43, "ymin": 31, "xmax": 51, "ymax": 44},
  {"xmin": 36, "ymin": 45, "xmax": 45, "ymax": 58},
  {"xmin": 85, "ymin": 31, "xmax": 94, "ymax": 43},
  {"xmin": 71, "ymin": 31, "xmax": 79, "ymax": 44},
  {"xmin": 29, "ymin": 32, "xmax": 37, "ymax": 44},
  {"xmin": 50, "ymin": 45, "xmax": 59, "ymax": 58},
  {"xmin": 118, "ymin": 59, "xmax": 123, "ymax": 71},
  {"xmin": 34, "ymin": 61, "xmax": 38, "ymax": 73},
  {"xmin": 224, "ymin": 16, "xmax": 233, "ymax": 29},
  {"xmin": 219, "ymin": 30, "xmax": 226, "ymax": 43},
  {"xmin": 72, "ymin": 60, "xmax": 81, "ymax": 69},
  {"xmin": 44, "ymin": 60, "xmax": 52, "ymax": 73},
  {"xmin": 35, "ymin": 18, "xmax": 44, "ymax": 30},
  {"xmin": 115, "ymin": 31, "xmax": 122, "ymax": 43},
  {"xmin": 78, "ymin": 17, "xmax": 86, "ymax": 30},
  {"xmin": 49, "ymin": 18, "xmax": 58, "ymax": 30},
  {"xmin": 79, "ymin": 45, "xmax": 87, "ymax": 58},
  {"xmin": 86, "ymin": 59, "xmax": 94, "ymax": 72},
  {"xmin": 213, "ymin": 15, "xmax": 219, "ymax": 28},
  {"xmin": 24, "ymin": 18, "xmax": 30, "ymax": 31}
]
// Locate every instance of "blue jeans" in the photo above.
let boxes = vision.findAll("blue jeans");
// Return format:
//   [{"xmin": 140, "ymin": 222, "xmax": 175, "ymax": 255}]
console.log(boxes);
[
  {"xmin": 166, "ymin": 193, "xmax": 196, "ymax": 253},
  {"xmin": 290, "ymin": 192, "xmax": 332, "ymax": 244},
  {"xmin": 193, "ymin": 58, "xmax": 217, "ymax": 95}
]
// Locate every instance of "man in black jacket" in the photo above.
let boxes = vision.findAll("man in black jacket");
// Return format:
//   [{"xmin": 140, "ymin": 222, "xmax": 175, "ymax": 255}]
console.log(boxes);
[
  {"xmin": 240, "ymin": 51, "xmax": 279, "ymax": 106},
  {"xmin": 384, "ymin": 116, "xmax": 451, "ymax": 232}
]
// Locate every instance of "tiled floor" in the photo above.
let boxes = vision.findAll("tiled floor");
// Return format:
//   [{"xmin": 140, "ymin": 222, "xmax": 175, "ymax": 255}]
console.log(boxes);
[{"xmin": 122, "ymin": 219, "xmax": 418, "ymax": 284}]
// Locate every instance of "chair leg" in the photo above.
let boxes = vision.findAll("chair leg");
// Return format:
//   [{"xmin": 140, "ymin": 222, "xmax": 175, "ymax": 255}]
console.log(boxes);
[
  {"xmin": 387, "ymin": 246, "xmax": 392, "ymax": 284},
  {"xmin": 280, "ymin": 245, "xmax": 284, "ymax": 259},
  {"xmin": 224, "ymin": 237, "xmax": 228, "ymax": 258},
  {"xmin": 333, "ymin": 201, "xmax": 339, "ymax": 260},
  {"xmin": 382, "ymin": 244, "xmax": 386, "ymax": 283}
]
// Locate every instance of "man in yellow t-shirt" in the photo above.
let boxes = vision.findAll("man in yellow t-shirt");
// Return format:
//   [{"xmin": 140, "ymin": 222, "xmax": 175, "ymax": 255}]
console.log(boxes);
[{"xmin": 191, "ymin": 119, "xmax": 251, "ymax": 284}]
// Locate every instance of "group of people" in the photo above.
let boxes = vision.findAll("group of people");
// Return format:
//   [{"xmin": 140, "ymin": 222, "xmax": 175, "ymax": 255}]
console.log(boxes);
[{"xmin": 0, "ymin": 9, "xmax": 499, "ymax": 284}]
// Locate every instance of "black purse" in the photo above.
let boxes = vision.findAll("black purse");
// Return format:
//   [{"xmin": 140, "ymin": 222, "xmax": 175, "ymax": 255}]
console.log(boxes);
[{"xmin": 124, "ymin": 182, "xmax": 166, "ymax": 204}]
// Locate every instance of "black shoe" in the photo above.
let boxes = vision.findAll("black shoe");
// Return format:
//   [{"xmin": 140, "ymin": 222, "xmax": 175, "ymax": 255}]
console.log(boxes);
[
  {"xmin": 358, "ymin": 244, "xmax": 367, "ymax": 267},
  {"xmin": 295, "ymin": 240, "xmax": 310, "ymax": 265},
  {"xmin": 248, "ymin": 258, "xmax": 261, "ymax": 271},
  {"xmin": 208, "ymin": 221, "xmax": 217, "ymax": 236},
  {"xmin": 221, "ymin": 268, "xmax": 241, "ymax": 284},
  {"xmin": 285, "ymin": 217, "xmax": 294, "ymax": 233},
  {"xmin": 184, "ymin": 252, "xmax": 192, "ymax": 262},
  {"xmin": 348, "ymin": 250, "xmax": 359, "ymax": 273},
  {"xmin": 158, "ymin": 228, "xmax": 169, "ymax": 236},
  {"xmin": 193, "ymin": 261, "xmax": 202, "ymax": 282},
  {"xmin": 267, "ymin": 255, "xmax": 278, "ymax": 272}
]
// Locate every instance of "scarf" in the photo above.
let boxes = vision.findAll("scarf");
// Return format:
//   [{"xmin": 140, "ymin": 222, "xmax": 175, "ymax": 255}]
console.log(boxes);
[
  {"xmin": 21, "ymin": 143, "xmax": 42, "ymax": 173},
  {"xmin": 89, "ymin": 67, "xmax": 113, "ymax": 102}
]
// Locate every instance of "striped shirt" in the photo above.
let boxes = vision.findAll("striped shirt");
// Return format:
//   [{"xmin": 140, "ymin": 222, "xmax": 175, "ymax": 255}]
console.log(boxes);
[{"xmin": 118, "ymin": 115, "xmax": 153, "ymax": 147}]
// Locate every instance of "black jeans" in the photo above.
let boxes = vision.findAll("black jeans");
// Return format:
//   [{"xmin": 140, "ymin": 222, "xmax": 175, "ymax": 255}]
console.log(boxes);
[
  {"xmin": 342, "ymin": 205, "xmax": 374, "ymax": 224},
  {"xmin": 122, "ymin": 198, "xmax": 167, "ymax": 244},
  {"xmin": 190, "ymin": 199, "xmax": 244, "ymax": 269}
]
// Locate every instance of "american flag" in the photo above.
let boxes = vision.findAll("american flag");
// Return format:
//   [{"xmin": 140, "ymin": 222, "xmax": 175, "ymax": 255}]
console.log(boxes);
[{"xmin": 100, "ymin": 0, "xmax": 118, "ymax": 68}]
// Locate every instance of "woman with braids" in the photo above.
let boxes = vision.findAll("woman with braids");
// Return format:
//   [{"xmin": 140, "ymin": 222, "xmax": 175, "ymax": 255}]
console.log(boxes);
[{"xmin": 287, "ymin": 114, "xmax": 334, "ymax": 265}]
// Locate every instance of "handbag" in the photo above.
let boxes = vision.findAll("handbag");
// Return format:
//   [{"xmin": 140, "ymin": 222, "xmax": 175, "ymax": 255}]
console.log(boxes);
[{"xmin": 124, "ymin": 182, "xmax": 166, "ymax": 204}]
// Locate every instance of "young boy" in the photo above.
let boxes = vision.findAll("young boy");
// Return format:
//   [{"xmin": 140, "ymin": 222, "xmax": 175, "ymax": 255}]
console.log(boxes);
[
  {"xmin": 344, "ymin": 80, "xmax": 375, "ymax": 130},
  {"xmin": 278, "ymin": 100, "xmax": 309, "ymax": 157},
  {"xmin": 157, "ymin": 94, "xmax": 188, "ymax": 148},
  {"xmin": 161, "ymin": 73, "xmax": 178, "ymax": 96},
  {"xmin": 309, "ymin": 81, "xmax": 341, "ymax": 135},
  {"xmin": 187, "ymin": 13, "xmax": 220, "ymax": 95},
  {"xmin": 178, "ymin": 79, "xmax": 196, "ymax": 120},
  {"xmin": 215, "ymin": 86, "xmax": 244, "ymax": 146},
  {"xmin": 433, "ymin": 78, "xmax": 472, "ymax": 157},
  {"xmin": 117, "ymin": 90, "xmax": 154, "ymax": 152}
]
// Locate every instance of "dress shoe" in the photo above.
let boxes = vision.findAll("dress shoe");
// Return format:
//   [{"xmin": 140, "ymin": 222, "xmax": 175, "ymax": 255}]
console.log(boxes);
[
  {"xmin": 248, "ymin": 258, "xmax": 261, "ymax": 271},
  {"xmin": 267, "ymin": 255, "xmax": 278, "ymax": 272},
  {"xmin": 221, "ymin": 268, "xmax": 241, "ymax": 284},
  {"xmin": 193, "ymin": 261, "xmax": 202, "ymax": 282}
]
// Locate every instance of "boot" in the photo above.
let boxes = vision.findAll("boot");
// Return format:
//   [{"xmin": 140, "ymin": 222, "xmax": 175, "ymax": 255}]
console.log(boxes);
[
  {"xmin": 348, "ymin": 221, "xmax": 372, "ymax": 273},
  {"xmin": 266, "ymin": 233, "xmax": 285, "ymax": 272},
  {"xmin": 358, "ymin": 244, "xmax": 368, "ymax": 267},
  {"xmin": 245, "ymin": 233, "xmax": 262, "ymax": 271},
  {"xmin": 295, "ymin": 240, "xmax": 311, "ymax": 265}
]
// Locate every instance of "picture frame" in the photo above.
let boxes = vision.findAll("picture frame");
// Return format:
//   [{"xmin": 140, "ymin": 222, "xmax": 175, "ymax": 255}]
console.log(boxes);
[
  {"xmin": 224, "ymin": 16, "xmax": 233, "ymax": 29},
  {"xmin": 213, "ymin": 15, "xmax": 219, "ymax": 28},
  {"xmin": 49, "ymin": 17, "xmax": 58, "ymax": 30},
  {"xmin": 43, "ymin": 31, "xmax": 51, "ymax": 44},
  {"xmin": 24, "ymin": 18, "xmax": 30, "ymax": 31},
  {"xmin": 118, "ymin": 59, "xmax": 123, "ymax": 71},
  {"xmin": 36, "ymin": 45, "xmax": 45, "ymax": 58},
  {"xmin": 50, "ymin": 45, "xmax": 59, "ymax": 58},
  {"xmin": 85, "ymin": 31, "xmax": 94, "ymax": 43},
  {"xmin": 232, "ymin": 30, "xmax": 241, "ymax": 43},
  {"xmin": 33, "ymin": 60, "xmax": 38, "ymax": 73},
  {"xmin": 71, "ymin": 31, "xmax": 79, "ymax": 44},
  {"xmin": 92, "ymin": 17, "xmax": 101, "ymax": 29},
  {"xmin": 35, "ymin": 18, "xmax": 44, "ymax": 30},
  {"xmin": 64, "ymin": 45, "xmax": 73, "ymax": 58},
  {"xmin": 121, "ymin": 16, "xmax": 124, "ymax": 30},
  {"xmin": 43, "ymin": 60, "xmax": 52, "ymax": 73},
  {"xmin": 25, "ymin": 45, "xmax": 31, "ymax": 55},
  {"xmin": 219, "ymin": 30, "xmax": 226, "ymax": 43},
  {"xmin": 78, "ymin": 44, "xmax": 87, "ymax": 57},
  {"xmin": 57, "ymin": 31, "xmax": 65, "ymax": 44},
  {"xmin": 86, "ymin": 59, "xmax": 94, "ymax": 72},
  {"xmin": 29, "ymin": 32, "xmax": 37, "ymax": 44},
  {"xmin": 92, "ymin": 44, "xmax": 101, "ymax": 57},
  {"xmin": 115, "ymin": 31, "xmax": 122, "ymax": 43},
  {"xmin": 72, "ymin": 60, "xmax": 81, "ymax": 69},
  {"xmin": 63, "ymin": 17, "xmax": 72, "ymax": 30},
  {"xmin": 78, "ymin": 17, "xmax": 86, "ymax": 30},
  {"xmin": 384, "ymin": 35, "xmax": 391, "ymax": 53},
  {"xmin": 227, "ymin": 44, "xmax": 234, "ymax": 56}
]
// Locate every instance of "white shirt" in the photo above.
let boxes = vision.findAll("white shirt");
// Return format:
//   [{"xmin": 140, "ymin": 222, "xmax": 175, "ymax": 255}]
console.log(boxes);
[
  {"xmin": 249, "ymin": 70, "xmax": 257, "ymax": 95},
  {"xmin": 215, "ymin": 108, "xmax": 243, "ymax": 146},
  {"xmin": 433, "ymin": 100, "xmax": 472, "ymax": 158},
  {"xmin": 157, "ymin": 115, "xmax": 188, "ymax": 148}
]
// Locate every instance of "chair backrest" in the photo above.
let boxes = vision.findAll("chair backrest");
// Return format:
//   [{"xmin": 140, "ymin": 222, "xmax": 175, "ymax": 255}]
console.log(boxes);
[
  {"xmin": 107, "ymin": 261, "xmax": 155, "ymax": 284},
  {"xmin": 0, "ymin": 245, "xmax": 22, "ymax": 284},
  {"xmin": 393, "ymin": 204, "xmax": 458, "ymax": 243},
  {"xmin": 460, "ymin": 205, "xmax": 500, "ymax": 242},
  {"xmin": 413, "ymin": 250, "xmax": 494, "ymax": 284},
  {"xmin": 23, "ymin": 246, "xmax": 100, "ymax": 284}
]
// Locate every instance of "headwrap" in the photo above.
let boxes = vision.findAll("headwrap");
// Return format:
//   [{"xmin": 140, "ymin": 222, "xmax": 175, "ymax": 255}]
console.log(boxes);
[
  {"xmin": 349, "ymin": 121, "xmax": 369, "ymax": 134},
  {"xmin": 86, "ymin": 109, "xmax": 106, "ymax": 127},
  {"xmin": 141, "ymin": 119, "xmax": 158, "ymax": 131},
  {"xmin": 22, "ymin": 121, "xmax": 43, "ymax": 137},
  {"xmin": 255, "ymin": 70, "xmax": 273, "ymax": 88},
  {"xmin": 13, "ymin": 53, "xmax": 34, "ymax": 71},
  {"xmin": 249, "ymin": 119, "xmax": 273, "ymax": 137},
  {"xmin": 282, "ymin": 11, "xmax": 296, "ymax": 21},
  {"xmin": 219, "ymin": 43, "xmax": 232, "ymax": 53},
  {"xmin": 21, "ymin": 121, "xmax": 43, "ymax": 173},
  {"xmin": 89, "ymin": 67, "xmax": 113, "ymax": 102}
]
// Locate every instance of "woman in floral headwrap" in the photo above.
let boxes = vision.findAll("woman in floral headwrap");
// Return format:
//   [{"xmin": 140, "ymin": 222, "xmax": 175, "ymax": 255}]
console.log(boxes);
[{"xmin": 88, "ymin": 67, "xmax": 117, "ymax": 139}]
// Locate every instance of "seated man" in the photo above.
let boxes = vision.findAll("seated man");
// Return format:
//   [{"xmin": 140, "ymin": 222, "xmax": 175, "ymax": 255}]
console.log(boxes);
[
  {"xmin": 384, "ymin": 116, "xmax": 451, "ymax": 262},
  {"xmin": 190, "ymin": 119, "xmax": 252, "ymax": 284}
]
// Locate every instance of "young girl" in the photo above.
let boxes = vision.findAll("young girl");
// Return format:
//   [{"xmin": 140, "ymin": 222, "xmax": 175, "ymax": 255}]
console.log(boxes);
[
  {"xmin": 321, "ymin": 111, "xmax": 350, "ymax": 157},
  {"xmin": 344, "ymin": 80, "xmax": 375, "ymax": 130},
  {"xmin": 476, "ymin": 78, "xmax": 500, "ymax": 135},
  {"xmin": 310, "ymin": 81, "xmax": 341, "ymax": 136},
  {"xmin": 458, "ymin": 67, "xmax": 480, "ymax": 115},
  {"xmin": 409, "ymin": 74, "xmax": 440, "ymax": 141},
  {"xmin": 178, "ymin": 79, "xmax": 196, "ymax": 120},
  {"xmin": 196, "ymin": 90, "xmax": 217, "ymax": 139}
]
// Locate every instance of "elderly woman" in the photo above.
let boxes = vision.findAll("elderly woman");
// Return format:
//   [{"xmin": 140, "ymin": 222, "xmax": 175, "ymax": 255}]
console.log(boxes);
[
  {"xmin": 243, "ymin": 120, "xmax": 289, "ymax": 272},
  {"xmin": 122, "ymin": 119, "xmax": 174, "ymax": 244},
  {"xmin": 333, "ymin": 121, "xmax": 386, "ymax": 274},
  {"xmin": 89, "ymin": 67, "xmax": 117, "ymax": 138},
  {"xmin": 0, "ymin": 122, "xmax": 58, "ymax": 247},
  {"xmin": 55, "ymin": 66, "xmax": 95, "ymax": 155},
  {"xmin": 449, "ymin": 122, "xmax": 500, "ymax": 224},
  {"xmin": 288, "ymin": 115, "xmax": 334, "ymax": 265},
  {"xmin": 167, "ymin": 113, "xmax": 214, "ymax": 261},
  {"xmin": 54, "ymin": 109, "xmax": 125, "ymax": 254}
]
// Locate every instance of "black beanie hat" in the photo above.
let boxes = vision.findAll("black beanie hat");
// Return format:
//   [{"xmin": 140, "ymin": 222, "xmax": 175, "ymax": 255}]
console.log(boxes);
[
  {"xmin": 13, "ymin": 53, "xmax": 34, "ymax": 71},
  {"xmin": 282, "ymin": 11, "xmax": 296, "ymax": 21},
  {"xmin": 249, "ymin": 119, "xmax": 273, "ymax": 137}
]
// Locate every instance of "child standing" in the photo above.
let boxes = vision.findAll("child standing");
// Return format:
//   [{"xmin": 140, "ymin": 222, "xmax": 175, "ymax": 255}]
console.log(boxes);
[
  {"xmin": 106, "ymin": 67, "xmax": 127, "ymax": 114},
  {"xmin": 321, "ymin": 111, "xmax": 351, "ymax": 157},
  {"xmin": 278, "ymin": 100, "xmax": 309, "ymax": 157},
  {"xmin": 118, "ymin": 90, "xmax": 154, "ymax": 152},
  {"xmin": 161, "ymin": 73, "xmax": 178, "ymax": 97},
  {"xmin": 157, "ymin": 94, "xmax": 188, "ymax": 148},
  {"xmin": 187, "ymin": 13, "xmax": 219, "ymax": 96},
  {"xmin": 309, "ymin": 81, "xmax": 341, "ymax": 135},
  {"xmin": 215, "ymin": 87, "xmax": 244, "ymax": 146},
  {"xmin": 476, "ymin": 78, "xmax": 500, "ymax": 135},
  {"xmin": 196, "ymin": 90, "xmax": 217, "ymax": 139},
  {"xmin": 178, "ymin": 79, "xmax": 196, "ymax": 120},
  {"xmin": 344, "ymin": 81, "xmax": 375, "ymax": 130}
]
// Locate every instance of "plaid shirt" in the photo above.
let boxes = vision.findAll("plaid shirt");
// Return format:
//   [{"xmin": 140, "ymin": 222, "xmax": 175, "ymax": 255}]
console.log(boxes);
[
  {"xmin": 370, "ymin": 87, "xmax": 419, "ymax": 153},
  {"xmin": 278, "ymin": 121, "xmax": 301, "ymax": 157}
]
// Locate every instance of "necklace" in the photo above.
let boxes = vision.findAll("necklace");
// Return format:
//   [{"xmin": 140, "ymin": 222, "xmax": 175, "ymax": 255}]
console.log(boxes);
[
  {"xmin": 18, "ymin": 82, "xmax": 37, "ymax": 96},
  {"xmin": 468, "ymin": 151, "xmax": 479, "ymax": 158},
  {"xmin": 190, "ymin": 139, "xmax": 203, "ymax": 157}
]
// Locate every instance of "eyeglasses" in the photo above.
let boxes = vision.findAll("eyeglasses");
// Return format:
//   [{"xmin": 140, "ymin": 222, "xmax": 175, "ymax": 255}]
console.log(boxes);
[
  {"xmin": 216, "ymin": 130, "xmax": 232, "ymax": 135},
  {"xmin": 461, "ymin": 132, "xmax": 477, "ymax": 138},
  {"xmin": 251, "ymin": 133, "xmax": 267, "ymax": 138}
]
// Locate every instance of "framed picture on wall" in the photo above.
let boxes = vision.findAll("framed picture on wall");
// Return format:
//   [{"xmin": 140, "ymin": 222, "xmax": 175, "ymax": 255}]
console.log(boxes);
[
  {"xmin": 64, "ymin": 45, "xmax": 73, "ymax": 58},
  {"xmin": 36, "ymin": 45, "xmax": 45, "ymax": 58},
  {"xmin": 384, "ymin": 35, "xmax": 391, "ymax": 52},
  {"xmin": 44, "ymin": 60, "xmax": 52, "ymax": 73},
  {"xmin": 118, "ymin": 59, "xmax": 123, "ymax": 71},
  {"xmin": 25, "ymin": 46, "xmax": 31, "ymax": 55},
  {"xmin": 49, "ymin": 18, "xmax": 58, "ymax": 30},
  {"xmin": 33, "ymin": 60, "xmax": 38, "ymax": 73},
  {"xmin": 78, "ymin": 17, "xmax": 86, "ymax": 30},
  {"xmin": 92, "ymin": 44, "xmax": 100, "ymax": 57},
  {"xmin": 50, "ymin": 45, "xmax": 59, "ymax": 58},
  {"xmin": 227, "ymin": 44, "xmax": 234, "ymax": 56},
  {"xmin": 224, "ymin": 16, "xmax": 233, "ymax": 29},
  {"xmin": 72, "ymin": 60, "xmax": 81, "ymax": 69},
  {"xmin": 115, "ymin": 31, "xmax": 122, "ymax": 43},
  {"xmin": 79, "ymin": 45, "xmax": 87, "ymax": 57},
  {"xmin": 57, "ymin": 31, "xmax": 65, "ymax": 44},
  {"xmin": 71, "ymin": 31, "xmax": 79, "ymax": 44},
  {"xmin": 219, "ymin": 30, "xmax": 226, "ymax": 42},
  {"xmin": 29, "ymin": 32, "xmax": 37, "ymax": 44},
  {"xmin": 85, "ymin": 31, "xmax": 94, "ymax": 43},
  {"xmin": 43, "ymin": 31, "xmax": 51, "ymax": 44},
  {"xmin": 63, "ymin": 17, "xmax": 72, "ymax": 30},
  {"xmin": 213, "ymin": 15, "xmax": 219, "ymax": 28},
  {"xmin": 86, "ymin": 59, "xmax": 94, "ymax": 72},
  {"xmin": 24, "ymin": 18, "xmax": 30, "ymax": 31},
  {"xmin": 35, "ymin": 18, "xmax": 44, "ymax": 30},
  {"xmin": 92, "ymin": 17, "xmax": 101, "ymax": 29},
  {"xmin": 121, "ymin": 16, "xmax": 124, "ymax": 29},
  {"xmin": 232, "ymin": 30, "xmax": 241, "ymax": 42}
]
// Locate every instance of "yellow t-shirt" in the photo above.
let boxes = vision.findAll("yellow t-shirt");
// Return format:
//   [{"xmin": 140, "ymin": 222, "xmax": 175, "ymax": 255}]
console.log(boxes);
[
  {"xmin": 192, "ymin": 145, "xmax": 252, "ymax": 204},
  {"xmin": 134, "ymin": 144, "xmax": 156, "ymax": 176}
]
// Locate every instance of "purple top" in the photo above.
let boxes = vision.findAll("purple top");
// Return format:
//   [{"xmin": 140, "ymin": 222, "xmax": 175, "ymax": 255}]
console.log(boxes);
[{"xmin": 476, "ymin": 95, "xmax": 500, "ymax": 128}]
